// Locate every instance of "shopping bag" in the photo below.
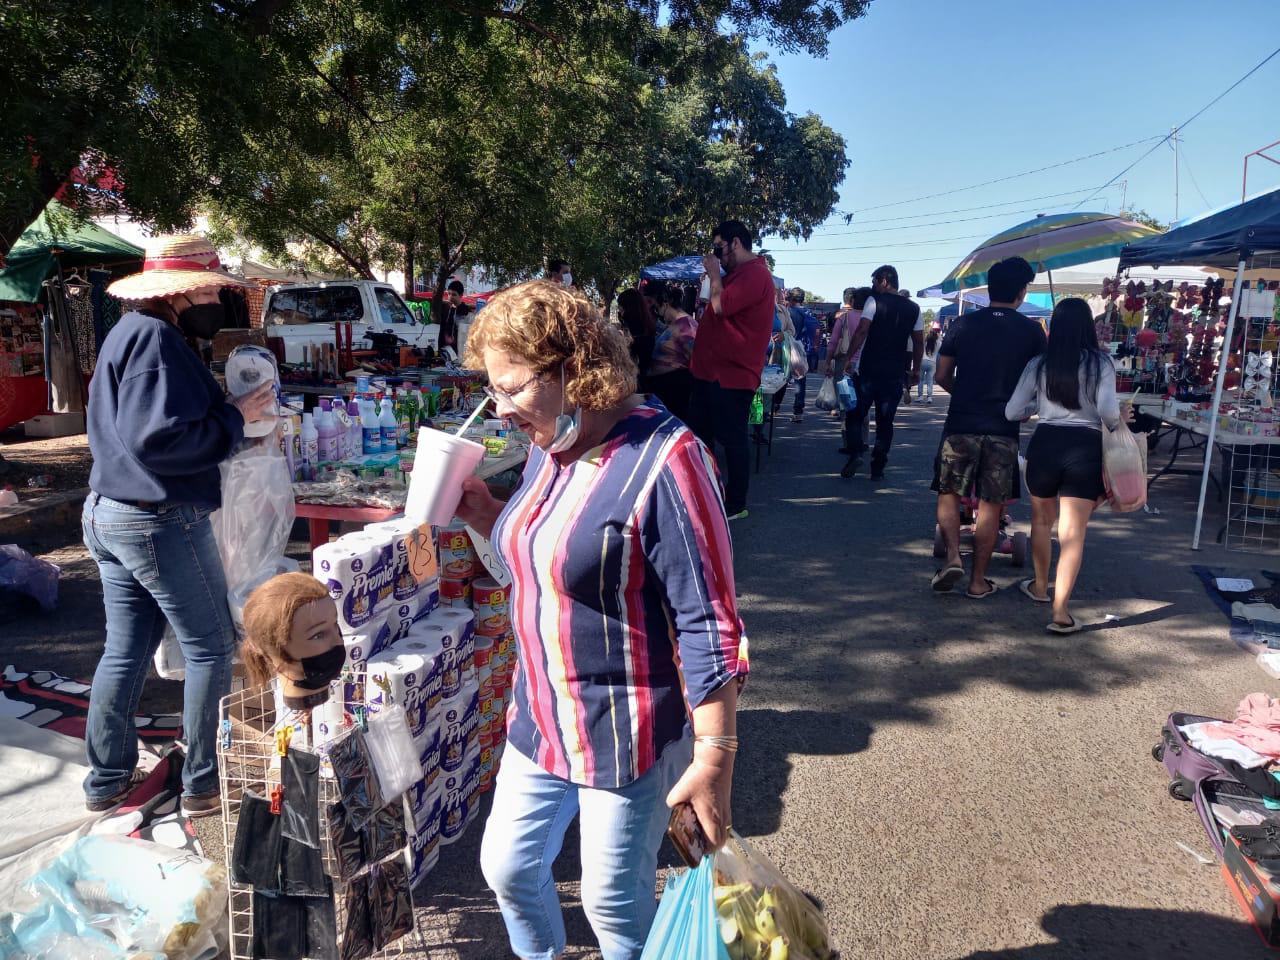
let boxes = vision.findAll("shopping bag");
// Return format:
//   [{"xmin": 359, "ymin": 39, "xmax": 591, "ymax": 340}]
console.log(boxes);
[
  {"xmin": 749, "ymin": 390, "xmax": 765, "ymax": 426},
  {"xmin": 815, "ymin": 377, "xmax": 838, "ymax": 412},
  {"xmin": 1102, "ymin": 411, "xmax": 1148, "ymax": 512},
  {"xmin": 835, "ymin": 375, "xmax": 857, "ymax": 412},
  {"xmin": 713, "ymin": 830, "xmax": 834, "ymax": 960},
  {"xmin": 785, "ymin": 334, "xmax": 809, "ymax": 380},
  {"xmin": 640, "ymin": 856, "xmax": 730, "ymax": 960}
]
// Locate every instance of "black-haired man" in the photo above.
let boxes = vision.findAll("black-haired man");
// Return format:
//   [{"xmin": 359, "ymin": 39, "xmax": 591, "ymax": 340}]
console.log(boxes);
[
  {"xmin": 840, "ymin": 264, "xmax": 922, "ymax": 480},
  {"xmin": 930, "ymin": 256, "xmax": 1045, "ymax": 598},
  {"xmin": 547, "ymin": 259, "xmax": 572, "ymax": 285},
  {"xmin": 438, "ymin": 278, "xmax": 472, "ymax": 351},
  {"xmin": 687, "ymin": 219, "xmax": 775, "ymax": 520}
]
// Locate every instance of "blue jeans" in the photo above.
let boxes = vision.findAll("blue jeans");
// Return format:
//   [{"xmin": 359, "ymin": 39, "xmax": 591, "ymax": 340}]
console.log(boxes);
[
  {"xmin": 481, "ymin": 737, "xmax": 693, "ymax": 960},
  {"xmin": 81, "ymin": 493, "xmax": 235, "ymax": 803}
]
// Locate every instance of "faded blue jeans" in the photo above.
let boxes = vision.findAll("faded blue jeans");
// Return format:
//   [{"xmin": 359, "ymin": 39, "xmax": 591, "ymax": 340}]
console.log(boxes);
[
  {"xmin": 81, "ymin": 493, "xmax": 235, "ymax": 803},
  {"xmin": 480, "ymin": 736, "xmax": 693, "ymax": 960}
]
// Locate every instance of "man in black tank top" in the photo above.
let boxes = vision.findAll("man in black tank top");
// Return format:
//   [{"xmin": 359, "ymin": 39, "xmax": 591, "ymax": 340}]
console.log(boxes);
[{"xmin": 841, "ymin": 265, "xmax": 923, "ymax": 480}]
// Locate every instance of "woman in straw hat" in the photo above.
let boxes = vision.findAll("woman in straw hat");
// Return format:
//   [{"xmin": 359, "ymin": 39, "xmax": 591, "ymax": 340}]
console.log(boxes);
[{"xmin": 82, "ymin": 234, "xmax": 275, "ymax": 817}]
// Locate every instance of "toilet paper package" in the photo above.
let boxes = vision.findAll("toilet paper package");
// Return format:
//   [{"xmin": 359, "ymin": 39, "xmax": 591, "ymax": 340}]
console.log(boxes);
[
  {"xmin": 366, "ymin": 646, "xmax": 433, "ymax": 739},
  {"xmin": 412, "ymin": 608, "xmax": 475, "ymax": 700},
  {"xmin": 360, "ymin": 518, "xmax": 435, "ymax": 605},
  {"xmin": 414, "ymin": 719, "xmax": 443, "ymax": 792},
  {"xmin": 385, "ymin": 592, "xmax": 426, "ymax": 646},
  {"xmin": 409, "ymin": 788, "xmax": 442, "ymax": 884},
  {"xmin": 392, "ymin": 626, "xmax": 445, "ymax": 721},
  {"xmin": 313, "ymin": 534, "xmax": 398, "ymax": 634},
  {"xmin": 439, "ymin": 678, "xmax": 479, "ymax": 775},
  {"xmin": 439, "ymin": 741, "xmax": 481, "ymax": 847},
  {"xmin": 409, "ymin": 768, "xmax": 441, "ymax": 828}
]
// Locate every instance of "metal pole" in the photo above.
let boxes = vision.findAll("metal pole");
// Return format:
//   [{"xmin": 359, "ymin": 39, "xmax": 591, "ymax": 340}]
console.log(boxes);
[
  {"xmin": 1046, "ymin": 267, "xmax": 1055, "ymax": 304},
  {"xmin": 1172, "ymin": 126, "xmax": 1180, "ymax": 221},
  {"xmin": 1192, "ymin": 256, "xmax": 1248, "ymax": 549}
]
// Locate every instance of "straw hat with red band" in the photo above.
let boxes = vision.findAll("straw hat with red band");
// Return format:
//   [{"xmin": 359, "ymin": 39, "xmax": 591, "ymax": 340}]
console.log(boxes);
[{"xmin": 107, "ymin": 234, "xmax": 252, "ymax": 301}]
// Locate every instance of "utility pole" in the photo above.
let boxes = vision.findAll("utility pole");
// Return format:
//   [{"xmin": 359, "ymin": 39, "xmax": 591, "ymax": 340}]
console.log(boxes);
[{"xmin": 1171, "ymin": 126, "xmax": 1180, "ymax": 221}]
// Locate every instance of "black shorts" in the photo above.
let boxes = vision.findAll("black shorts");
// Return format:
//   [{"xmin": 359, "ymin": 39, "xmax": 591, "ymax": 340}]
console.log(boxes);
[{"xmin": 1025, "ymin": 424, "xmax": 1104, "ymax": 501}]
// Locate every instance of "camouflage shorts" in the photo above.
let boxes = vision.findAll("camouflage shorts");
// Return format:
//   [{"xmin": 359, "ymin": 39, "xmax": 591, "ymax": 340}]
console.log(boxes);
[{"xmin": 935, "ymin": 434, "xmax": 1020, "ymax": 503}]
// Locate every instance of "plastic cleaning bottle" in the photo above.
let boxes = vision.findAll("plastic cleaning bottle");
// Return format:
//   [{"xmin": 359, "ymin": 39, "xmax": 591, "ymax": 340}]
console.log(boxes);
[
  {"xmin": 362, "ymin": 399, "xmax": 382, "ymax": 455},
  {"xmin": 397, "ymin": 389, "xmax": 415, "ymax": 446},
  {"xmin": 379, "ymin": 397, "xmax": 398, "ymax": 451},
  {"xmin": 300, "ymin": 411, "xmax": 318, "ymax": 481},
  {"xmin": 316, "ymin": 406, "xmax": 339, "ymax": 463},
  {"xmin": 347, "ymin": 398, "xmax": 363, "ymax": 458},
  {"xmin": 331, "ymin": 400, "xmax": 350, "ymax": 460}
]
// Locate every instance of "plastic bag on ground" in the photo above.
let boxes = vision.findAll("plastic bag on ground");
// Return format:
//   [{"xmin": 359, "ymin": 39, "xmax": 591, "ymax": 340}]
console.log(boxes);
[
  {"xmin": 712, "ymin": 830, "xmax": 833, "ymax": 960},
  {"xmin": 639, "ymin": 856, "xmax": 728, "ymax": 960},
  {"xmin": 815, "ymin": 377, "xmax": 838, "ymax": 412},
  {"xmin": 3, "ymin": 833, "xmax": 227, "ymax": 960},
  {"xmin": 0, "ymin": 544, "xmax": 59, "ymax": 612},
  {"xmin": 1102, "ymin": 413, "xmax": 1148, "ymax": 513}
]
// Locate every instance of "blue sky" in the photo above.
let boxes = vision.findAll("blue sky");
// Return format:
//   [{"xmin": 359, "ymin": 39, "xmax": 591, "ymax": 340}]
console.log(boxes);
[{"xmin": 756, "ymin": 0, "xmax": 1280, "ymax": 303}]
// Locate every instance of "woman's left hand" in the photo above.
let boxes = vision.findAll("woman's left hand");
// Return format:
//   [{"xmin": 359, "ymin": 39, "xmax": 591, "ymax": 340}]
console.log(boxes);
[{"xmin": 666, "ymin": 744, "xmax": 734, "ymax": 850}]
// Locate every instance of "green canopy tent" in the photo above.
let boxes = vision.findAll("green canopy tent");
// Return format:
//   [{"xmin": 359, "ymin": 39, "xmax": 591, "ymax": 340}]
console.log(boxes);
[{"xmin": 0, "ymin": 202, "xmax": 142, "ymax": 303}]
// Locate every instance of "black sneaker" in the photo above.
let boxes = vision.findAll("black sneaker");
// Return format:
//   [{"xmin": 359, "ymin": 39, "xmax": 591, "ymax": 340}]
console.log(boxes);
[
  {"xmin": 181, "ymin": 791, "xmax": 222, "ymax": 818},
  {"xmin": 869, "ymin": 469, "xmax": 885, "ymax": 481},
  {"xmin": 840, "ymin": 456, "xmax": 861, "ymax": 479}
]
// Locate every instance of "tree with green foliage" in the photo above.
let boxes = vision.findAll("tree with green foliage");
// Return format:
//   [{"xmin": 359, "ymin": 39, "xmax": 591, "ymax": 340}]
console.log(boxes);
[{"xmin": 1122, "ymin": 208, "xmax": 1169, "ymax": 232}]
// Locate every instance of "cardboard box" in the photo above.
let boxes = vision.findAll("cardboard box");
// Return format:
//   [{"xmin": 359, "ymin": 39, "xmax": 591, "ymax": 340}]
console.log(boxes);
[
  {"xmin": 212, "ymin": 327, "xmax": 267, "ymax": 362},
  {"xmin": 1222, "ymin": 832, "xmax": 1280, "ymax": 948}
]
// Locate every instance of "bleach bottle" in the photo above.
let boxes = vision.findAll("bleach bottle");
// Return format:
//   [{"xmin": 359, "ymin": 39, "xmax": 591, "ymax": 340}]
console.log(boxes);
[
  {"xmin": 347, "ymin": 398, "xmax": 363, "ymax": 458},
  {"xmin": 362, "ymin": 399, "xmax": 382, "ymax": 455},
  {"xmin": 379, "ymin": 397, "xmax": 398, "ymax": 451},
  {"xmin": 316, "ymin": 406, "xmax": 339, "ymax": 463},
  {"xmin": 299, "ymin": 411, "xmax": 319, "ymax": 481}
]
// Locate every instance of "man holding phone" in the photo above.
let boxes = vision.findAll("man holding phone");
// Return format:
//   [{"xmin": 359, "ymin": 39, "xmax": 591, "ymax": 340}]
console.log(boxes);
[{"xmin": 687, "ymin": 219, "xmax": 776, "ymax": 520}]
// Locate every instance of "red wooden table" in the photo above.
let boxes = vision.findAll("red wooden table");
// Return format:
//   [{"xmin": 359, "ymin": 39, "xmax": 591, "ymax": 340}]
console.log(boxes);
[{"xmin": 294, "ymin": 502, "xmax": 400, "ymax": 551}]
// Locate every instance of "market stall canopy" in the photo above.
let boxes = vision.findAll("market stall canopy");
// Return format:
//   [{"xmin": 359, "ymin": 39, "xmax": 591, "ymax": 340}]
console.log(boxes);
[
  {"xmin": 639, "ymin": 254, "xmax": 782, "ymax": 287},
  {"xmin": 1118, "ymin": 186, "xmax": 1280, "ymax": 270},
  {"xmin": 920, "ymin": 212, "xmax": 1162, "ymax": 296},
  {"xmin": 920, "ymin": 256, "xmax": 1213, "ymax": 299},
  {"xmin": 0, "ymin": 202, "xmax": 143, "ymax": 302},
  {"xmin": 938, "ymin": 298, "xmax": 1050, "ymax": 319}
]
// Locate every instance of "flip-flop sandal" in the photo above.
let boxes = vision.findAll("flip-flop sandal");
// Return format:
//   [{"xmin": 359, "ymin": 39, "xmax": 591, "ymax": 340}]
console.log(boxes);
[
  {"xmin": 965, "ymin": 578, "xmax": 997, "ymax": 600},
  {"xmin": 1046, "ymin": 616, "xmax": 1082, "ymax": 635},
  {"xmin": 1018, "ymin": 579, "xmax": 1050, "ymax": 603},
  {"xmin": 931, "ymin": 565, "xmax": 965, "ymax": 593}
]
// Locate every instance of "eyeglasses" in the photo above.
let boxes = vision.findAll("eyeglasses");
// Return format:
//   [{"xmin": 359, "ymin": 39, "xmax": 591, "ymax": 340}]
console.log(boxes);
[{"xmin": 483, "ymin": 370, "xmax": 545, "ymax": 406}]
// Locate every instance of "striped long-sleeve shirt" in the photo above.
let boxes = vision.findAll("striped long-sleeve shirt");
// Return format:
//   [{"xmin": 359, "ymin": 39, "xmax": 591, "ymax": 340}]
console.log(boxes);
[{"xmin": 493, "ymin": 400, "xmax": 748, "ymax": 788}]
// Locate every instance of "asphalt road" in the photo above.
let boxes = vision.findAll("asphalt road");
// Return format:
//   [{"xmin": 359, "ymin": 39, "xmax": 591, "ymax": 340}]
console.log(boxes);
[{"xmin": 8, "ymin": 378, "xmax": 1276, "ymax": 958}]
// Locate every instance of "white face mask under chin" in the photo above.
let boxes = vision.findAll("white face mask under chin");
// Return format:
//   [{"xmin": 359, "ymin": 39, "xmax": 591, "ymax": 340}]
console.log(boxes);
[
  {"xmin": 546, "ymin": 365, "xmax": 582, "ymax": 454},
  {"xmin": 561, "ymin": 272, "xmax": 573, "ymax": 286}
]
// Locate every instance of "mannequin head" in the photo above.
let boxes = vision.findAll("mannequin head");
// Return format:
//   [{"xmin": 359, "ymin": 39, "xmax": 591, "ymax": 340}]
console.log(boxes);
[{"xmin": 243, "ymin": 573, "xmax": 344, "ymax": 708}]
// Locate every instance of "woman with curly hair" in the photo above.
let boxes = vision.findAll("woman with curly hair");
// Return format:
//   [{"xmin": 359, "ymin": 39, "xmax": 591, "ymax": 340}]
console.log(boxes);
[{"xmin": 456, "ymin": 280, "xmax": 749, "ymax": 960}]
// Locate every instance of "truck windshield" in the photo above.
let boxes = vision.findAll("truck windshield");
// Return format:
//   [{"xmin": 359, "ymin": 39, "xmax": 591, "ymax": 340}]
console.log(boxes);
[
  {"xmin": 375, "ymin": 288, "xmax": 414, "ymax": 325},
  {"xmin": 266, "ymin": 286, "xmax": 363, "ymax": 324}
]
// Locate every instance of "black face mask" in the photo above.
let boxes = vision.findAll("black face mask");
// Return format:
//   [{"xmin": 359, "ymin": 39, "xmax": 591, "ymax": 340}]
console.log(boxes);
[
  {"xmin": 176, "ymin": 302, "xmax": 225, "ymax": 340},
  {"xmin": 296, "ymin": 644, "xmax": 346, "ymax": 690}
]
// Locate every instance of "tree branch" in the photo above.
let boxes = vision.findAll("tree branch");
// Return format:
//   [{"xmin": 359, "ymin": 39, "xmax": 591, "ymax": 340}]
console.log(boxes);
[{"xmin": 442, "ymin": 3, "xmax": 563, "ymax": 42}]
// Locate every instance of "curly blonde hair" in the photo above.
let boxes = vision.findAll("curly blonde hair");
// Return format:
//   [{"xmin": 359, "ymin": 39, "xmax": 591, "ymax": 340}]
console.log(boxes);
[{"xmin": 463, "ymin": 280, "xmax": 637, "ymax": 411}]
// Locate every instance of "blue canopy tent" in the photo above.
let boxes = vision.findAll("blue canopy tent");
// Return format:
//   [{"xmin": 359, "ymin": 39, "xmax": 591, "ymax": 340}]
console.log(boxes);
[
  {"xmin": 937, "ymin": 299, "xmax": 1049, "ymax": 319},
  {"xmin": 1118, "ymin": 185, "xmax": 1280, "ymax": 549},
  {"xmin": 639, "ymin": 254, "xmax": 784, "ymax": 288}
]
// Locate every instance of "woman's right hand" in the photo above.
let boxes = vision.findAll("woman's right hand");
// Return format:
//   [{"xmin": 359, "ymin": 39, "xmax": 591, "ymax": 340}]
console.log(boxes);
[
  {"xmin": 231, "ymin": 383, "xmax": 276, "ymax": 423},
  {"xmin": 455, "ymin": 475, "xmax": 502, "ymax": 538}
]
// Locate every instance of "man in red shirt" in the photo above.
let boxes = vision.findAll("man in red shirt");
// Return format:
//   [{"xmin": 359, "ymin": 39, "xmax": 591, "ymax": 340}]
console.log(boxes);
[{"xmin": 687, "ymin": 219, "xmax": 776, "ymax": 520}]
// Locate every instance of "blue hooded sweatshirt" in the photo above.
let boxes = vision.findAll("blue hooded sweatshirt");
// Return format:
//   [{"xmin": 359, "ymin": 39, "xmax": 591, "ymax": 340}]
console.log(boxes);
[{"xmin": 87, "ymin": 311, "xmax": 244, "ymax": 509}]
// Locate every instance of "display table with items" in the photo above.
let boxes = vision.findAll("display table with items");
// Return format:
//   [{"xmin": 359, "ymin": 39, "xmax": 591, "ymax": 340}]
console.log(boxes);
[{"xmin": 220, "ymin": 515, "xmax": 516, "ymax": 958}]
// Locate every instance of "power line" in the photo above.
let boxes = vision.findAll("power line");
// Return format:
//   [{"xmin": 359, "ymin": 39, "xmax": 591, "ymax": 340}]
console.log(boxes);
[
  {"xmin": 1180, "ymin": 147, "xmax": 1213, "ymax": 210},
  {"xmin": 766, "ymin": 254, "xmax": 962, "ymax": 267},
  {"xmin": 805, "ymin": 186, "xmax": 1108, "ymax": 230},
  {"xmin": 832, "ymin": 136, "xmax": 1165, "ymax": 216},
  {"xmin": 771, "ymin": 231, "xmax": 992, "ymax": 253},
  {"xmin": 781, "ymin": 199, "xmax": 1093, "ymax": 239},
  {"xmin": 1074, "ymin": 44, "xmax": 1280, "ymax": 210}
]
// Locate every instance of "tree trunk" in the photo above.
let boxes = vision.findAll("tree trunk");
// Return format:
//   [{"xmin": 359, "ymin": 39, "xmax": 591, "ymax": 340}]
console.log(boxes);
[{"xmin": 404, "ymin": 240, "xmax": 415, "ymax": 298}]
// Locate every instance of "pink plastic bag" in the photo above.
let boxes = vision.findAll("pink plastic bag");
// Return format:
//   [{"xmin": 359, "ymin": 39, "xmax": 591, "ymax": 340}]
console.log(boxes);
[{"xmin": 1102, "ymin": 416, "xmax": 1148, "ymax": 512}]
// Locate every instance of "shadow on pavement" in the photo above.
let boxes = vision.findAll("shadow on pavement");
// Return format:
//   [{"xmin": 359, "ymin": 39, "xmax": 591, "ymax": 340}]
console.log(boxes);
[{"xmin": 955, "ymin": 902, "xmax": 1268, "ymax": 959}]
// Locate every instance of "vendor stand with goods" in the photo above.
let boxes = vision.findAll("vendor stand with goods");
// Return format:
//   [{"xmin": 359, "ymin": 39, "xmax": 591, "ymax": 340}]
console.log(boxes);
[{"xmin": 1118, "ymin": 184, "xmax": 1280, "ymax": 551}]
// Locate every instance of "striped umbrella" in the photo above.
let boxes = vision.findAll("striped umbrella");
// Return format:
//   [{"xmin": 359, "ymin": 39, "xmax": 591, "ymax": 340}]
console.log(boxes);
[{"xmin": 933, "ymin": 212, "xmax": 1162, "ymax": 295}]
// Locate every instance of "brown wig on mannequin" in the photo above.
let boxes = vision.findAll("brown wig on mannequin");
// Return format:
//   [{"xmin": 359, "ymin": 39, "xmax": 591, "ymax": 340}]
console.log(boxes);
[{"xmin": 241, "ymin": 572, "xmax": 333, "ymax": 688}]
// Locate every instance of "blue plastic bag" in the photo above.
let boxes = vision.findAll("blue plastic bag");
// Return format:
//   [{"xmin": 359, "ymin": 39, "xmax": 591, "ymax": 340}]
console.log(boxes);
[
  {"xmin": 640, "ymin": 857, "xmax": 730, "ymax": 960},
  {"xmin": 0, "ymin": 544, "xmax": 59, "ymax": 612},
  {"xmin": 836, "ymin": 375, "xmax": 857, "ymax": 412}
]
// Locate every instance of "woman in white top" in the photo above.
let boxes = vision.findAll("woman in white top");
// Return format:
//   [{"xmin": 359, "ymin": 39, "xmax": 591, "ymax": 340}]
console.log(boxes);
[
  {"xmin": 1005, "ymin": 298, "xmax": 1120, "ymax": 635},
  {"xmin": 917, "ymin": 328, "xmax": 939, "ymax": 403}
]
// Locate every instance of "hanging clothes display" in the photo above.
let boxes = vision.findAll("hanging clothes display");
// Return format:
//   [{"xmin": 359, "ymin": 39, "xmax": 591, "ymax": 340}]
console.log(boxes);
[{"xmin": 65, "ymin": 281, "xmax": 97, "ymax": 375}]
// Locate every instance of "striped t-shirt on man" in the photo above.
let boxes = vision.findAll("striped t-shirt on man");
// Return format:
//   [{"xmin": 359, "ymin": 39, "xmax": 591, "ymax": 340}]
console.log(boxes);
[{"xmin": 493, "ymin": 400, "xmax": 748, "ymax": 788}]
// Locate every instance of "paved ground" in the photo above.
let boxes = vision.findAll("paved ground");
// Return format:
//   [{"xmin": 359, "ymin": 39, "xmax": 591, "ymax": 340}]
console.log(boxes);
[{"xmin": 7, "ymin": 379, "xmax": 1278, "ymax": 958}]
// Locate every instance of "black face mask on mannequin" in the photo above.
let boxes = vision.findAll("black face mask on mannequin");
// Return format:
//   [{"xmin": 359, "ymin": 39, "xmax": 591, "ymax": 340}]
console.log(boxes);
[{"xmin": 176, "ymin": 302, "xmax": 225, "ymax": 340}]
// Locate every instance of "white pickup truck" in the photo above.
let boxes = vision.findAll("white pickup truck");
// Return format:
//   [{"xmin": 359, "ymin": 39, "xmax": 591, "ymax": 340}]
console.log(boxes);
[{"xmin": 261, "ymin": 279, "xmax": 469, "ymax": 363}]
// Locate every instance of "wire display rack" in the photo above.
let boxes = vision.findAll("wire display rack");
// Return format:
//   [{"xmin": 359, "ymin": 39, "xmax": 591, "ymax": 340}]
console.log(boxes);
[
  {"xmin": 1220, "ymin": 282, "xmax": 1280, "ymax": 552},
  {"xmin": 217, "ymin": 677, "xmax": 425, "ymax": 960}
]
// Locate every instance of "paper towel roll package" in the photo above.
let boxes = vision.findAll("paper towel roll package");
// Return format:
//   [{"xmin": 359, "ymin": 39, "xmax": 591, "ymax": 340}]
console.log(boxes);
[{"xmin": 366, "ymin": 647, "xmax": 432, "ymax": 739}]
